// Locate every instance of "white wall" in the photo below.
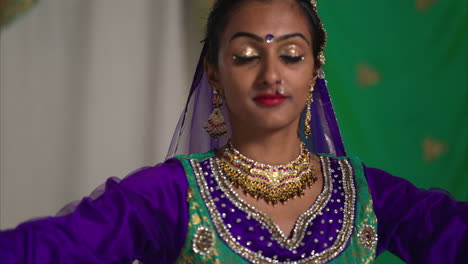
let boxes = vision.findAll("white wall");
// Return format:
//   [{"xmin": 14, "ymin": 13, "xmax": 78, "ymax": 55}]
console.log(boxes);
[{"xmin": 0, "ymin": 0, "xmax": 191, "ymax": 229}]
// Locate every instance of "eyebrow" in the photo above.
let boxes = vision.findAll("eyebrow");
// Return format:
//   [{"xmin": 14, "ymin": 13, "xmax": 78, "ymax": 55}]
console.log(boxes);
[{"xmin": 229, "ymin": 32, "xmax": 310, "ymax": 45}]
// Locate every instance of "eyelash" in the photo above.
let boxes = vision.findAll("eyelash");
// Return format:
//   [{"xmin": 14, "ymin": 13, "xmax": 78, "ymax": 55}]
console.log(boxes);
[
  {"xmin": 233, "ymin": 55, "xmax": 260, "ymax": 64},
  {"xmin": 280, "ymin": 55, "xmax": 305, "ymax": 64},
  {"xmin": 233, "ymin": 55, "xmax": 304, "ymax": 65}
]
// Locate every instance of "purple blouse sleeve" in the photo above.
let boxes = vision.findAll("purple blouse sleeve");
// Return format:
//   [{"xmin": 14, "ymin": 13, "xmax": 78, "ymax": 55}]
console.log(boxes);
[
  {"xmin": 364, "ymin": 166, "xmax": 468, "ymax": 263},
  {"xmin": 0, "ymin": 158, "xmax": 189, "ymax": 264}
]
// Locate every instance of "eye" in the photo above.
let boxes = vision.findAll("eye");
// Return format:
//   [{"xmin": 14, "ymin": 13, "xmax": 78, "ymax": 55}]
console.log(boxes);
[
  {"xmin": 279, "ymin": 44, "xmax": 305, "ymax": 64},
  {"xmin": 233, "ymin": 55, "xmax": 260, "ymax": 65},
  {"xmin": 280, "ymin": 55, "xmax": 305, "ymax": 64}
]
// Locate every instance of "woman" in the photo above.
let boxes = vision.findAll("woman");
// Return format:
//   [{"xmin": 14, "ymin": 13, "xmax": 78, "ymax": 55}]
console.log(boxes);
[{"xmin": 1, "ymin": 0, "xmax": 467, "ymax": 263}]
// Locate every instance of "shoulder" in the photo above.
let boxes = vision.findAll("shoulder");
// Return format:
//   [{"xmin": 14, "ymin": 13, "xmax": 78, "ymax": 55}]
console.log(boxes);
[
  {"xmin": 115, "ymin": 158, "xmax": 190, "ymax": 199},
  {"xmin": 170, "ymin": 150, "xmax": 217, "ymax": 173},
  {"xmin": 121, "ymin": 150, "xmax": 216, "ymax": 188},
  {"xmin": 121, "ymin": 158, "xmax": 185, "ymax": 183}
]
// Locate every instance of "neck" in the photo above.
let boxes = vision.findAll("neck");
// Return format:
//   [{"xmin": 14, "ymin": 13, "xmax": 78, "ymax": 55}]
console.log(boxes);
[{"xmin": 229, "ymin": 125, "xmax": 302, "ymax": 165}]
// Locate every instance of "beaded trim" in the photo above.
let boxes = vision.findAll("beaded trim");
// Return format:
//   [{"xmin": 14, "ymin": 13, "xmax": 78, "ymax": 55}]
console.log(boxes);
[
  {"xmin": 190, "ymin": 157, "xmax": 356, "ymax": 263},
  {"xmin": 312, "ymin": 158, "xmax": 356, "ymax": 263}
]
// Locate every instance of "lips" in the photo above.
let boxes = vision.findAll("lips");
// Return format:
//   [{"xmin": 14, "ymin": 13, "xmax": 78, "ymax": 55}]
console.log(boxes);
[{"xmin": 253, "ymin": 94, "xmax": 287, "ymax": 106}]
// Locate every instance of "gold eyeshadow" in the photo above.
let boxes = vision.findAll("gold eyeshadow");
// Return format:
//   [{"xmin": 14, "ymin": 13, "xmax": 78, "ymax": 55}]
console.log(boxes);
[
  {"xmin": 238, "ymin": 46, "xmax": 259, "ymax": 57},
  {"xmin": 280, "ymin": 44, "xmax": 302, "ymax": 57}
]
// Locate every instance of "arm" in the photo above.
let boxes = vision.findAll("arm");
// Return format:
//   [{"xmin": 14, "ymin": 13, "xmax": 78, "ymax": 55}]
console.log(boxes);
[
  {"xmin": 365, "ymin": 166, "xmax": 468, "ymax": 264},
  {"xmin": 0, "ymin": 158, "xmax": 189, "ymax": 264}
]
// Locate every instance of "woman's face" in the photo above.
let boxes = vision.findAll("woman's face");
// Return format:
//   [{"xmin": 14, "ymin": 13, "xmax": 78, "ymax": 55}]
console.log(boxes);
[{"xmin": 206, "ymin": 0, "xmax": 316, "ymax": 135}]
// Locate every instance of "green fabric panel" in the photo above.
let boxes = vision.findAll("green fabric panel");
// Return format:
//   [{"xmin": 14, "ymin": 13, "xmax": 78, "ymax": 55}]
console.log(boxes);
[
  {"xmin": 174, "ymin": 152, "xmax": 248, "ymax": 264},
  {"xmin": 0, "ymin": 0, "xmax": 38, "ymax": 29},
  {"xmin": 318, "ymin": 1, "xmax": 468, "ymax": 263},
  {"xmin": 326, "ymin": 156, "xmax": 379, "ymax": 264}
]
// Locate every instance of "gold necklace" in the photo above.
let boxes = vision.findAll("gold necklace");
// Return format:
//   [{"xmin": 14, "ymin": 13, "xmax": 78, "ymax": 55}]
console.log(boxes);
[{"xmin": 220, "ymin": 141, "xmax": 317, "ymax": 205}]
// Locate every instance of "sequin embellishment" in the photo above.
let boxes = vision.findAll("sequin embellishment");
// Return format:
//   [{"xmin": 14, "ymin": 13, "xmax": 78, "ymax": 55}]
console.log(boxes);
[
  {"xmin": 193, "ymin": 226, "xmax": 215, "ymax": 255},
  {"xmin": 358, "ymin": 224, "xmax": 378, "ymax": 249}
]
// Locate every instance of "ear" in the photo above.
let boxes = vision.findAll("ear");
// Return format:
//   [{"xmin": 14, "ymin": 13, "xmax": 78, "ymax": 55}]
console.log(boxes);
[
  {"xmin": 204, "ymin": 59, "xmax": 223, "ymax": 95},
  {"xmin": 312, "ymin": 66, "xmax": 319, "ymax": 80},
  {"xmin": 311, "ymin": 72, "xmax": 318, "ymax": 85}
]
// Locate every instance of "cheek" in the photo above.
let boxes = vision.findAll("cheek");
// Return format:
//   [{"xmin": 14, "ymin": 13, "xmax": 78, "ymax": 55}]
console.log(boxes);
[
  {"xmin": 223, "ymin": 82, "xmax": 250, "ymax": 111},
  {"xmin": 219, "ymin": 70, "xmax": 253, "ymax": 100},
  {"xmin": 285, "ymin": 71, "xmax": 312, "ymax": 99}
]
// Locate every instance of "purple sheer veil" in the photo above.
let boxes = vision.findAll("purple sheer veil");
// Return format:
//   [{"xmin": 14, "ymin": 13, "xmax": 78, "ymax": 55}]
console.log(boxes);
[{"xmin": 166, "ymin": 46, "xmax": 346, "ymax": 159}]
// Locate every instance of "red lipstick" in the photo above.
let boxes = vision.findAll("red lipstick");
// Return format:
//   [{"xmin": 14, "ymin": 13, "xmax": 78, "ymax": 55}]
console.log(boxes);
[{"xmin": 254, "ymin": 94, "xmax": 287, "ymax": 106}]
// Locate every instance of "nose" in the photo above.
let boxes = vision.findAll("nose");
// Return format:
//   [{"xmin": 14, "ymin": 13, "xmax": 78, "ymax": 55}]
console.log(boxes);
[{"xmin": 258, "ymin": 53, "xmax": 282, "ymax": 89}]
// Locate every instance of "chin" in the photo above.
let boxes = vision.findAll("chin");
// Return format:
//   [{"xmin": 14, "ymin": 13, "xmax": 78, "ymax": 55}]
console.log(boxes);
[
  {"xmin": 230, "ymin": 109, "xmax": 300, "ymax": 133},
  {"xmin": 248, "ymin": 118, "xmax": 298, "ymax": 134}
]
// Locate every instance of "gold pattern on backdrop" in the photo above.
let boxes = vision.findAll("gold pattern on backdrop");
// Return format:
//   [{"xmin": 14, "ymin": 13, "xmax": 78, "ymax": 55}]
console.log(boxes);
[
  {"xmin": 357, "ymin": 63, "xmax": 381, "ymax": 88},
  {"xmin": 416, "ymin": 0, "xmax": 437, "ymax": 11},
  {"xmin": 423, "ymin": 137, "xmax": 447, "ymax": 162}
]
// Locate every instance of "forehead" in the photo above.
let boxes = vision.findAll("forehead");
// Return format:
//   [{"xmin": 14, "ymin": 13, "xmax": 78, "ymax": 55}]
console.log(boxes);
[{"xmin": 221, "ymin": 0, "xmax": 311, "ymax": 44}]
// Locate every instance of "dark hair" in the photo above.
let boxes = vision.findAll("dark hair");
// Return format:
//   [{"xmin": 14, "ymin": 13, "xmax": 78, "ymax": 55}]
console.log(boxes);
[{"xmin": 204, "ymin": 0, "xmax": 327, "ymax": 68}]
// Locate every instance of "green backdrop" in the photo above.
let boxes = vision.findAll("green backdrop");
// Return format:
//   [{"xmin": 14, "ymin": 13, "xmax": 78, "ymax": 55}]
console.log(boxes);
[
  {"xmin": 319, "ymin": 0, "xmax": 467, "ymax": 199},
  {"xmin": 318, "ymin": 1, "xmax": 468, "ymax": 262}
]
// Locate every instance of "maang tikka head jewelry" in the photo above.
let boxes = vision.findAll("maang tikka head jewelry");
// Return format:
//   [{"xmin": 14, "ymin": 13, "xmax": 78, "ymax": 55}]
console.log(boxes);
[{"xmin": 204, "ymin": 89, "xmax": 227, "ymax": 138}]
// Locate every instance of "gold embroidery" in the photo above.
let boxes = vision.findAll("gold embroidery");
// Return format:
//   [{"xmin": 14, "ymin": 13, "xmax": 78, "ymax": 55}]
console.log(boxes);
[
  {"xmin": 192, "ymin": 214, "xmax": 201, "ymax": 226},
  {"xmin": 186, "ymin": 187, "xmax": 193, "ymax": 202}
]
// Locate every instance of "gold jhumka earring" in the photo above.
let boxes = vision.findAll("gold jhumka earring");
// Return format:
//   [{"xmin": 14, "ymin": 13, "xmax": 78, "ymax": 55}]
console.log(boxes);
[
  {"xmin": 204, "ymin": 89, "xmax": 227, "ymax": 138},
  {"xmin": 304, "ymin": 80, "xmax": 315, "ymax": 139}
]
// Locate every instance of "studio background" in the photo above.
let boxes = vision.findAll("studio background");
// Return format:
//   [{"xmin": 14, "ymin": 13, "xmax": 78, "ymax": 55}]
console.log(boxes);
[{"xmin": 1, "ymin": 0, "xmax": 466, "ymax": 263}]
